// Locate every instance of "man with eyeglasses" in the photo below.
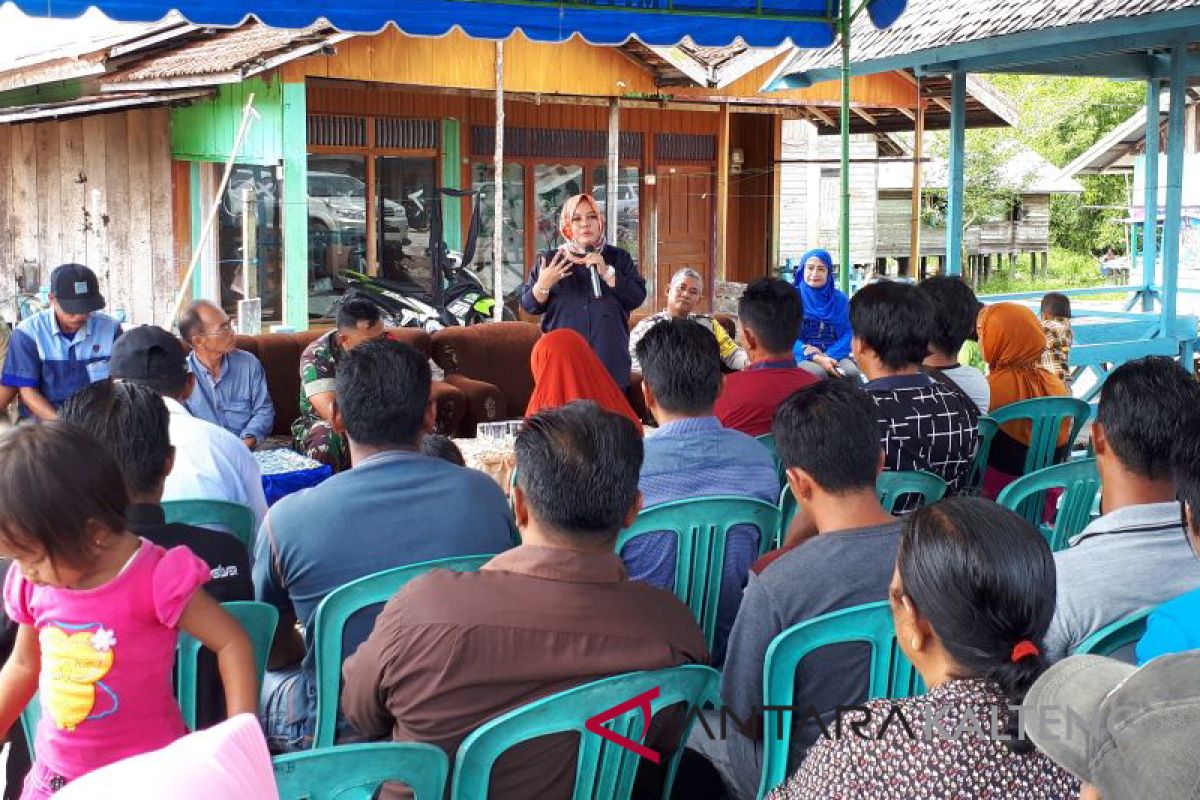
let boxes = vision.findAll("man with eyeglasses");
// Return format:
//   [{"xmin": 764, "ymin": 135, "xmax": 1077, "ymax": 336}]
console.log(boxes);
[
  {"xmin": 180, "ymin": 299, "xmax": 274, "ymax": 449},
  {"xmin": 628, "ymin": 267, "xmax": 747, "ymax": 374}
]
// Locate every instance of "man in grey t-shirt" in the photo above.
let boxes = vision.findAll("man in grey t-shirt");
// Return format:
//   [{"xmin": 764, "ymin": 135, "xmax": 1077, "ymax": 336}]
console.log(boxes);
[
  {"xmin": 1045, "ymin": 357, "xmax": 1200, "ymax": 663},
  {"xmin": 692, "ymin": 380, "xmax": 901, "ymax": 800}
]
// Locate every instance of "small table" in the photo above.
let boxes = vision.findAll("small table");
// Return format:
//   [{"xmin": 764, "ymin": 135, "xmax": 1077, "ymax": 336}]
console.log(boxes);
[
  {"xmin": 255, "ymin": 448, "xmax": 334, "ymax": 506},
  {"xmin": 453, "ymin": 437, "xmax": 517, "ymax": 495}
]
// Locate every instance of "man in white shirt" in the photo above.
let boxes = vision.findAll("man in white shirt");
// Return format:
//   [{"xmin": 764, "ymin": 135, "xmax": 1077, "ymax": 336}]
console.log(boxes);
[{"xmin": 108, "ymin": 325, "xmax": 268, "ymax": 527}]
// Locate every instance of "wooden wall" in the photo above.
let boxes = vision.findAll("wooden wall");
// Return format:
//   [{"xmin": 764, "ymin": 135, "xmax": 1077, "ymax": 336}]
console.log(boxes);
[
  {"xmin": 876, "ymin": 191, "xmax": 1050, "ymax": 258},
  {"xmin": 0, "ymin": 108, "xmax": 176, "ymax": 325},
  {"xmin": 727, "ymin": 112, "xmax": 776, "ymax": 283}
]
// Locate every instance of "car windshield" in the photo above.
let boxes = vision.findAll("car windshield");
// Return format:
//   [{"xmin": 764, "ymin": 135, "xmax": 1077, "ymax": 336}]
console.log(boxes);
[{"xmin": 310, "ymin": 173, "xmax": 366, "ymax": 198}]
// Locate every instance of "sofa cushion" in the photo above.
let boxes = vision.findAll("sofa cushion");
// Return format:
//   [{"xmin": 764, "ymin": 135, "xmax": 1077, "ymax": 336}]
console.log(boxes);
[{"xmin": 431, "ymin": 323, "xmax": 542, "ymax": 415}]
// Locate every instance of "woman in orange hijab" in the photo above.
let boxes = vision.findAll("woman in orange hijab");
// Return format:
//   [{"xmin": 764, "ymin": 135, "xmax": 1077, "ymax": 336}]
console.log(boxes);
[
  {"xmin": 526, "ymin": 328, "xmax": 643, "ymax": 433},
  {"xmin": 979, "ymin": 302, "xmax": 1070, "ymax": 498},
  {"xmin": 519, "ymin": 194, "xmax": 648, "ymax": 390}
]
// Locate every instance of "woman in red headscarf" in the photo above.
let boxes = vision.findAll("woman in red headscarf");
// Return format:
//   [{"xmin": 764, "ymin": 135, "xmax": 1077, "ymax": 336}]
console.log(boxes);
[
  {"xmin": 519, "ymin": 194, "xmax": 647, "ymax": 391},
  {"xmin": 526, "ymin": 329, "xmax": 643, "ymax": 433}
]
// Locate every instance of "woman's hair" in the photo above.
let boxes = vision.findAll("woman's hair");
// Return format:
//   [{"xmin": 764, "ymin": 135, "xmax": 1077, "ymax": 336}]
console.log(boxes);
[
  {"xmin": 0, "ymin": 423, "xmax": 128, "ymax": 567},
  {"xmin": 897, "ymin": 497, "xmax": 1056, "ymax": 753}
]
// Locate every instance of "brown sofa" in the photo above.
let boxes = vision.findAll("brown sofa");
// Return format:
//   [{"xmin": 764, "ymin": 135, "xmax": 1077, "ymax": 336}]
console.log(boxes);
[
  {"xmin": 430, "ymin": 322, "xmax": 542, "ymax": 436},
  {"xmin": 234, "ymin": 328, "xmax": 466, "ymax": 438}
]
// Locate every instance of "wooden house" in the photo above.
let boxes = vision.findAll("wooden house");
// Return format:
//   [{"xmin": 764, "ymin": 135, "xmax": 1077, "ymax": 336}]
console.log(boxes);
[{"xmin": 0, "ymin": 11, "xmax": 1005, "ymax": 328}]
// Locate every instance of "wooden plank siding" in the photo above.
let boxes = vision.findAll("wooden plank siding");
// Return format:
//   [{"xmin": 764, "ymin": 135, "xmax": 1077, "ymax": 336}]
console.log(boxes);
[
  {"xmin": 0, "ymin": 108, "xmax": 175, "ymax": 323},
  {"xmin": 876, "ymin": 191, "xmax": 1050, "ymax": 258}
]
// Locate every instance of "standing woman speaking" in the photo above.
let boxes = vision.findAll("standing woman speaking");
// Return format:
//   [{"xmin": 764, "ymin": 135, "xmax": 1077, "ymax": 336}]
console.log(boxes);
[{"xmin": 520, "ymin": 194, "xmax": 647, "ymax": 390}]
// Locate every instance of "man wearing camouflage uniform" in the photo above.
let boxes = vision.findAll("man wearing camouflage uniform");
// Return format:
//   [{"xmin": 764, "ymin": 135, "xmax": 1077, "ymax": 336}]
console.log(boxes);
[{"xmin": 629, "ymin": 267, "xmax": 748, "ymax": 374}]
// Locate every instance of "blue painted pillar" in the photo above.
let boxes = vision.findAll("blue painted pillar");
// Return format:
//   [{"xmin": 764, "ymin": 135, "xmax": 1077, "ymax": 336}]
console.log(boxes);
[
  {"xmin": 280, "ymin": 82, "xmax": 309, "ymax": 330},
  {"xmin": 1160, "ymin": 48, "xmax": 1186, "ymax": 338},
  {"xmin": 945, "ymin": 71, "xmax": 967, "ymax": 276},
  {"xmin": 1141, "ymin": 79, "xmax": 1160, "ymax": 312}
]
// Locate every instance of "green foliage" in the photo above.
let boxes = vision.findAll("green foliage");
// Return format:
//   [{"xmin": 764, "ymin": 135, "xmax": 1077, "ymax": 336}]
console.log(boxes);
[
  {"xmin": 977, "ymin": 248, "xmax": 1111, "ymax": 296},
  {"xmin": 983, "ymin": 74, "xmax": 1144, "ymax": 255}
]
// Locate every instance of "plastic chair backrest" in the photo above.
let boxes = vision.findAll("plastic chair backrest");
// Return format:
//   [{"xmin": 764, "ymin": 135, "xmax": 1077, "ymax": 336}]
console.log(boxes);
[
  {"xmin": 1075, "ymin": 606, "xmax": 1155, "ymax": 658},
  {"xmin": 875, "ymin": 471, "xmax": 948, "ymax": 514},
  {"xmin": 450, "ymin": 665, "xmax": 718, "ymax": 800},
  {"xmin": 777, "ymin": 485, "xmax": 797, "ymax": 549},
  {"xmin": 618, "ymin": 496, "xmax": 780, "ymax": 651},
  {"xmin": 756, "ymin": 433, "xmax": 787, "ymax": 487},
  {"xmin": 965, "ymin": 416, "xmax": 1000, "ymax": 495},
  {"xmin": 176, "ymin": 601, "xmax": 278, "ymax": 731},
  {"xmin": 758, "ymin": 602, "xmax": 921, "ymax": 799},
  {"xmin": 161, "ymin": 499, "xmax": 256, "ymax": 552},
  {"xmin": 988, "ymin": 397, "xmax": 1090, "ymax": 522},
  {"xmin": 996, "ymin": 458, "xmax": 1101, "ymax": 551},
  {"xmin": 274, "ymin": 742, "xmax": 449, "ymax": 800},
  {"xmin": 988, "ymin": 397, "xmax": 1090, "ymax": 472},
  {"xmin": 311, "ymin": 554, "xmax": 495, "ymax": 748}
]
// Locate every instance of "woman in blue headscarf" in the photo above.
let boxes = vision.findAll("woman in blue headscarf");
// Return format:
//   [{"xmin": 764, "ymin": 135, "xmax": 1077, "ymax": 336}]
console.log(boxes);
[{"xmin": 792, "ymin": 248, "xmax": 859, "ymax": 380}]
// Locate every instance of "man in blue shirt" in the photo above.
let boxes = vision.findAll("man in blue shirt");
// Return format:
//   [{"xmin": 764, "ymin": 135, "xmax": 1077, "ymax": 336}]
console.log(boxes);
[
  {"xmin": 1, "ymin": 263, "xmax": 121, "ymax": 419},
  {"xmin": 179, "ymin": 300, "xmax": 274, "ymax": 448},
  {"xmin": 254, "ymin": 337, "xmax": 515, "ymax": 753},
  {"xmin": 624, "ymin": 317, "xmax": 779, "ymax": 664}
]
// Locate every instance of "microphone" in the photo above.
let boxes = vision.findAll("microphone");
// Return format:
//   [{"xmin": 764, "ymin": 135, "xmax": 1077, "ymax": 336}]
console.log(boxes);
[{"xmin": 584, "ymin": 244, "xmax": 603, "ymax": 299}]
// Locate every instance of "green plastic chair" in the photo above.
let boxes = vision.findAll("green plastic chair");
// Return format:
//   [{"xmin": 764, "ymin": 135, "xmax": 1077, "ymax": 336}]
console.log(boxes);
[
  {"xmin": 996, "ymin": 458, "xmax": 1100, "ymax": 551},
  {"xmin": 875, "ymin": 470, "xmax": 948, "ymax": 514},
  {"xmin": 311, "ymin": 554, "xmax": 495, "ymax": 748},
  {"xmin": 450, "ymin": 665, "xmax": 718, "ymax": 800},
  {"xmin": 965, "ymin": 416, "xmax": 1000, "ymax": 496},
  {"xmin": 756, "ymin": 433, "xmax": 787, "ymax": 487},
  {"xmin": 1075, "ymin": 606, "xmax": 1155, "ymax": 658},
  {"xmin": 176, "ymin": 601, "xmax": 278, "ymax": 731},
  {"xmin": 987, "ymin": 397, "xmax": 1091, "ymax": 521},
  {"xmin": 758, "ymin": 601, "xmax": 922, "ymax": 799},
  {"xmin": 274, "ymin": 742, "xmax": 449, "ymax": 800},
  {"xmin": 161, "ymin": 499, "xmax": 257, "ymax": 552},
  {"xmin": 617, "ymin": 496, "xmax": 781, "ymax": 652},
  {"xmin": 774, "ymin": 471, "xmax": 945, "ymax": 549}
]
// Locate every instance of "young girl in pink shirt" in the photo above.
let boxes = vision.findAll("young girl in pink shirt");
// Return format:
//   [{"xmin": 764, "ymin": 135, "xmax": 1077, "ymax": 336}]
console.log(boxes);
[{"xmin": 0, "ymin": 423, "xmax": 258, "ymax": 798}]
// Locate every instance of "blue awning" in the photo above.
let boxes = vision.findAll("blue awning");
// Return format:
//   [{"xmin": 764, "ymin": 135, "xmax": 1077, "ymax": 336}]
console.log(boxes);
[{"xmin": 8, "ymin": 0, "xmax": 906, "ymax": 47}]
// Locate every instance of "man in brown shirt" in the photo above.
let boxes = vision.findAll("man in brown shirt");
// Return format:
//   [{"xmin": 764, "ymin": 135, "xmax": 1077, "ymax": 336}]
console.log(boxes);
[{"xmin": 342, "ymin": 401, "xmax": 708, "ymax": 799}]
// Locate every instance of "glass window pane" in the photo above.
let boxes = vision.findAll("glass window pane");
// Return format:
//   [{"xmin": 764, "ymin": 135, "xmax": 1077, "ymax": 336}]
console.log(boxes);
[
  {"xmin": 472, "ymin": 163, "xmax": 525, "ymax": 295},
  {"xmin": 376, "ymin": 156, "xmax": 437, "ymax": 293},
  {"xmin": 535, "ymin": 164, "xmax": 584, "ymax": 254},
  {"xmin": 307, "ymin": 155, "xmax": 366, "ymax": 320},
  {"xmin": 218, "ymin": 164, "xmax": 283, "ymax": 322},
  {"xmin": 592, "ymin": 165, "xmax": 641, "ymax": 265}
]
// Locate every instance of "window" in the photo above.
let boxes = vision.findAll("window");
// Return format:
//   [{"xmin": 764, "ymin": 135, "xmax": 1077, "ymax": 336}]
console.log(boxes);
[
  {"xmin": 376, "ymin": 156, "xmax": 437, "ymax": 292},
  {"xmin": 592, "ymin": 165, "xmax": 640, "ymax": 264},
  {"xmin": 534, "ymin": 164, "xmax": 585, "ymax": 253},
  {"xmin": 307, "ymin": 155, "xmax": 367, "ymax": 319},
  {"xmin": 218, "ymin": 164, "xmax": 283, "ymax": 322},
  {"xmin": 472, "ymin": 163, "xmax": 526, "ymax": 295}
]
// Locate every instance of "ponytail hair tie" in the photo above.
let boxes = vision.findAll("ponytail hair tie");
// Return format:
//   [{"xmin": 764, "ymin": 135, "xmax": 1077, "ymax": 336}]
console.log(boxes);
[{"xmin": 1010, "ymin": 640, "xmax": 1040, "ymax": 663}]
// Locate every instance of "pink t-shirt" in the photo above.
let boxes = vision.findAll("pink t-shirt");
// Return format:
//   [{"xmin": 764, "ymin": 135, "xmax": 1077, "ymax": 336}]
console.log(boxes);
[{"xmin": 4, "ymin": 539, "xmax": 211, "ymax": 780}]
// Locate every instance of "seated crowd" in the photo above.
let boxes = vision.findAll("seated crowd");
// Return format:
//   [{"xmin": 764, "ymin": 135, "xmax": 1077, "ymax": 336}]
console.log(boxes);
[{"xmin": 0, "ymin": 261, "xmax": 1197, "ymax": 800}]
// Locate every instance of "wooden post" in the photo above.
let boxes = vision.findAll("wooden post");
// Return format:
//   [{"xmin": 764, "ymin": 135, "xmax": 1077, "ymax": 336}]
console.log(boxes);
[
  {"xmin": 1160, "ymin": 47, "xmax": 1186, "ymax": 337},
  {"xmin": 606, "ymin": 98, "xmax": 619, "ymax": 243},
  {"xmin": 1142, "ymin": 78, "xmax": 1161, "ymax": 312},
  {"xmin": 716, "ymin": 103, "xmax": 730, "ymax": 284},
  {"xmin": 492, "ymin": 40, "xmax": 505, "ymax": 321},
  {"xmin": 946, "ymin": 72, "xmax": 967, "ymax": 276},
  {"xmin": 910, "ymin": 89, "xmax": 924, "ymax": 269}
]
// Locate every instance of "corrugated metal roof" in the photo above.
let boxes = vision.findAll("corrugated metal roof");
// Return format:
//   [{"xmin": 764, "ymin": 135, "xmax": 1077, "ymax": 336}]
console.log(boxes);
[
  {"xmin": 0, "ymin": 88, "xmax": 212, "ymax": 122},
  {"xmin": 779, "ymin": 0, "xmax": 1200, "ymax": 77},
  {"xmin": 878, "ymin": 140, "xmax": 1083, "ymax": 193},
  {"xmin": 103, "ymin": 22, "xmax": 332, "ymax": 83}
]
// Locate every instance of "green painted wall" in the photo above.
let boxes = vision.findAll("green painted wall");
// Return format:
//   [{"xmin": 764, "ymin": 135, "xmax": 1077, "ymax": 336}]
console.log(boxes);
[
  {"xmin": 441, "ymin": 118, "xmax": 462, "ymax": 252},
  {"xmin": 0, "ymin": 80, "xmax": 81, "ymax": 109},
  {"xmin": 170, "ymin": 76, "xmax": 285, "ymax": 164},
  {"xmin": 280, "ymin": 82, "xmax": 308, "ymax": 329}
]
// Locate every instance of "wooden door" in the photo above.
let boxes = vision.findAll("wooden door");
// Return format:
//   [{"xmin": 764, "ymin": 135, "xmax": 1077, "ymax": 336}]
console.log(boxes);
[{"xmin": 656, "ymin": 165, "xmax": 713, "ymax": 311}]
